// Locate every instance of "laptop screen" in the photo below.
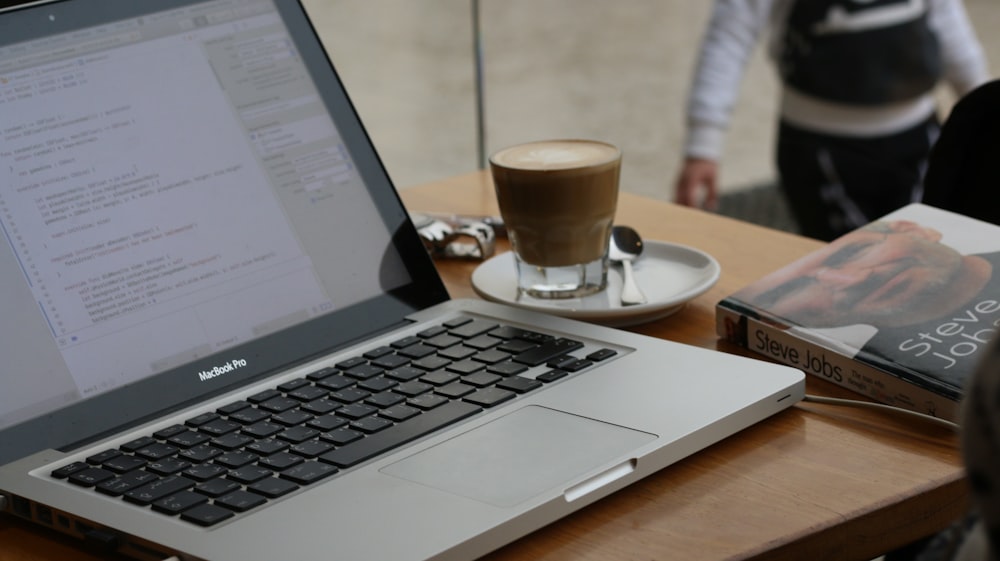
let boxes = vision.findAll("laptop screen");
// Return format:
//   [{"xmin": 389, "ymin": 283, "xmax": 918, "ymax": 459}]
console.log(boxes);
[{"xmin": 0, "ymin": 0, "xmax": 447, "ymax": 463}]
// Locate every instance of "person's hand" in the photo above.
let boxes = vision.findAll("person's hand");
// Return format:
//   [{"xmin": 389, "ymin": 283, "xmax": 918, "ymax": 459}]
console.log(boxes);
[{"xmin": 673, "ymin": 157, "xmax": 719, "ymax": 210}]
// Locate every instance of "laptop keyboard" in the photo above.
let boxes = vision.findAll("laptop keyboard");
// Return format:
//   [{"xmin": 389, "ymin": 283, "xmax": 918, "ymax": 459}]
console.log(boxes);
[{"xmin": 50, "ymin": 316, "xmax": 617, "ymax": 527}]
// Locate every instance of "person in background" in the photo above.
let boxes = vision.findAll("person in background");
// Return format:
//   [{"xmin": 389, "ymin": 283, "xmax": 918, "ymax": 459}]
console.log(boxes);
[{"xmin": 672, "ymin": 0, "xmax": 990, "ymax": 241}]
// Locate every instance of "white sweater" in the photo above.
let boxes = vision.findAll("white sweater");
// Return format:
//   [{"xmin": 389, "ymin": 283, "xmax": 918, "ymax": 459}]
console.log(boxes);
[{"xmin": 684, "ymin": 0, "xmax": 990, "ymax": 160}]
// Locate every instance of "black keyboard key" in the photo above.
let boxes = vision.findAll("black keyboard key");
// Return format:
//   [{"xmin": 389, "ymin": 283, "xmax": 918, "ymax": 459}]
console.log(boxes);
[
  {"xmin": 464, "ymin": 334, "xmax": 502, "ymax": 350},
  {"xmin": 179, "ymin": 445, "xmax": 223, "ymax": 463},
  {"xmin": 438, "ymin": 345, "xmax": 477, "ymax": 360},
  {"xmin": 385, "ymin": 366, "xmax": 425, "ymax": 382},
  {"xmin": 358, "ymin": 376, "xmax": 397, "ymax": 393},
  {"xmin": 181, "ymin": 503, "xmax": 234, "ymax": 526},
  {"xmin": 349, "ymin": 416, "xmax": 392, "ymax": 434},
  {"xmin": 394, "ymin": 381, "xmax": 432, "ymax": 397},
  {"xmin": 435, "ymin": 382, "xmax": 475, "ymax": 399},
  {"xmin": 560, "ymin": 359, "xmax": 594, "ymax": 372},
  {"xmin": 330, "ymin": 388, "xmax": 371, "ymax": 404},
  {"xmin": 258, "ymin": 396, "xmax": 299, "ymax": 413},
  {"xmin": 152, "ymin": 424, "xmax": 187, "ymax": 440},
  {"xmin": 185, "ymin": 412, "xmax": 220, "ymax": 428},
  {"xmin": 366, "ymin": 391, "xmax": 406, "ymax": 409},
  {"xmin": 291, "ymin": 439, "xmax": 335, "ymax": 458},
  {"xmin": 287, "ymin": 385, "xmax": 328, "ymax": 402},
  {"xmin": 472, "ymin": 349, "xmax": 510, "ymax": 364},
  {"xmin": 248, "ymin": 477, "xmax": 299, "ymax": 499},
  {"xmin": 134, "ymin": 442, "xmax": 179, "ymax": 460},
  {"xmin": 335, "ymin": 356, "xmax": 368, "ymax": 369},
  {"xmin": 277, "ymin": 378, "xmax": 310, "ymax": 392},
  {"xmin": 396, "ymin": 344, "xmax": 438, "ymax": 360},
  {"xmin": 199, "ymin": 419, "xmax": 242, "ymax": 436},
  {"xmin": 210, "ymin": 433, "xmax": 254, "ymax": 450},
  {"xmin": 51, "ymin": 462, "xmax": 89, "ymax": 479},
  {"xmin": 408, "ymin": 394, "xmax": 448, "ymax": 410},
  {"xmin": 228, "ymin": 466, "xmax": 273, "ymax": 485},
  {"xmin": 411, "ymin": 355, "xmax": 451, "ymax": 371},
  {"xmin": 320, "ymin": 428, "xmax": 363, "ymax": 446},
  {"xmin": 103, "ymin": 455, "xmax": 147, "ymax": 474},
  {"xmin": 277, "ymin": 426, "xmax": 320, "ymax": 444},
  {"xmin": 423, "ymin": 333, "xmax": 462, "ymax": 349},
  {"xmin": 517, "ymin": 330, "xmax": 554, "ymax": 344},
  {"xmin": 243, "ymin": 421, "xmax": 283, "ymax": 439},
  {"xmin": 344, "ymin": 364, "xmax": 384, "ymax": 380},
  {"xmin": 417, "ymin": 324, "xmax": 448, "ymax": 338},
  {"xmin": 195, "ymin": 477, "xmax": 241, "ymax": 498},
  {"xmin": 228, "ymin": 407, "xmax": 271, "ymax": 425},
  {"xmin": 380, "ymin": 404, "xmax": 421, "ymax": 422},
  {"xmin": 497, "ymin": 339, "xmax": 537, "ymax": 354},
  {"xmin": 204, "ymin": 435, "xmax": 248, "ymax": 454},
  {"xmin": 152, "ymin": 491, "xmax": 208, "ymax": 515},
  {"xmin": 547, "ymin": 355, "xmax": 579, "ymax": 370},
  {"xmin": 488, "ymin": 325, "xmax": 528, "ymax": 339},
  {"xmin": 271, "ymin": 410, "xmax": 313, "ymax": 427},
  {"xmin": 68, "ymin": 467, "xmax": 116, "ymax": 487},
  {"xmin": 319, "ymin": 401, "xmax": 481, "ymax": 468},
  {"xmin": 536, "ymin": 369, "xmax": 569, "ymax": 383},
  {"xmin": 300, "ymin": 398, "xmax": 341, "ymax": 415},
  {"xmin": 443, "ymin": 316, "xmax": 472, "ymax": 328},
  {"xmin": 215, "ymin": 451, "xmax": 259, "ymax": 469},
  {"xmin": 420, "ymin": 370, "xmax": 460, "ymax": 386},
  {"xmin": 370, "ymin": 353, "xmax": 410, "ymax": 369},
  {"xmin": 496, "ymin": 376, "xmax": 544, "ymax": 394},
  {"xmin": 513, "ymin": 338, "xmax": 584, "ymax": 366},
  {"xmin": 247, "ymin": 389, "xmax": 281, "ymax": 404},
  {"xmin": 335, "ymin": 403, "xmax": 377, "ymax": 420},
  {"xmin": 306, "ymin": 367, "xmax": 338, "ymax": 381},
  {"xmin": 245, "ymin": 439, "xmax": 288, "ymax": 455},
  {"xmin": 486, "ymin": 361, "xmax": 528, "ymax": 376},
  {"xmin": 87, "ymin": 449, "xmax": 122, "ymax": 466},
  {"xmin": 464, "ymin": 387, "xmax": 516, "ymax": 408},
  {"xmin": 167, "ymin": 430, "xmax": 211, "ymax": 448},
  {"xmin": 306, "ymin": 414, "xmax": 348, "ymax": 432},
  {"xmin": 120, "ymin": 436, "xmax": 156, "ymax": 452},
  {"xmin": 390, "ymin": 335, "xmax": 422, "ymax": 349},
  {"xmin": 182, "ymin": 464, "xmax": 227, "ymax": 482},
  {"xmin": 279, "ymin": 461, "xmax": 338, "ymax": 485},
  {"xmin": 124, "ymin": 476, "xmax": 195, "ymax": 505},
  {"xmin": 587, "ymin": 348, "xmax": 618, "ymax": 361},
  {"xmin": 363, "ymin": 346, "xmax": 395, "ymax": 359},
  {"xmin": 217, "ymin": 400, "xmax": 252, "ymax": 415},
  {"xmin": 446, "ymin": 359, "xmax": 485, "ymax": 375},
  {"xmin": 462, "ymin": 372, "xmax": 501, "ymax": 388},
  {"xmin": 448, "ymin": 319, "xmax": 497, "ymax": 338},
  {"xmin": 315, "ymin": 374, "xmax": 354, "ymax": 391},
  {"xmin": 258, "ymin": 452, "xmax": 303, "ymax": 470},
  {"xmin": 147, "ymin": 458, "xmax": 192, "ymax": 476},
  {"xmin": 96, "ymin": 470, "xmax": 158, "ymax": 496}
]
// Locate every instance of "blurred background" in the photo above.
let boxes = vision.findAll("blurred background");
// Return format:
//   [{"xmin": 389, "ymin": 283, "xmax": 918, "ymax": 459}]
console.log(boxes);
[{"xmin": 302, "ymin": 0, "xmax": 999, "ymax": 229}]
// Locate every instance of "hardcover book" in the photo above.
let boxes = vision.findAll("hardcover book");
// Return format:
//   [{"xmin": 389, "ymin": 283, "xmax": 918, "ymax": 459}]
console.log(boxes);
[{"xmin": 717, "ymin": 203, "xmax": 1000, "ymax": 421}]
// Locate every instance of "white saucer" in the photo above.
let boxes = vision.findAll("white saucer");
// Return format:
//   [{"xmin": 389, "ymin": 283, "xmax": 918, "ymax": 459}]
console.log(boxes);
[{"xmin": 471, "ymin": 241, "xmax": 721, "ymax": 327}]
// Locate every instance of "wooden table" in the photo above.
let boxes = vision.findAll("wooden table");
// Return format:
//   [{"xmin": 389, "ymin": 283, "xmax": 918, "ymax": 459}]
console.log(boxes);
[{"xmin": 1, "ymin": 171, "xmax": 966, "ymax": 561}]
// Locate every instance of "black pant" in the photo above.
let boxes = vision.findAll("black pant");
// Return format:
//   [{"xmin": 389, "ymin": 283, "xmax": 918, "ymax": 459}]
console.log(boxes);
[{"xmin": 776, "ymin": 115, "xmax": 940, "ymax": 241}]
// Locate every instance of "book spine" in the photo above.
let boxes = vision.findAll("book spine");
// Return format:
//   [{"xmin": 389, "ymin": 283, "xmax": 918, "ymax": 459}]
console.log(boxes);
[{"xmin": 716, "ymin": 303, "xmax": 959, "ymax": 422}]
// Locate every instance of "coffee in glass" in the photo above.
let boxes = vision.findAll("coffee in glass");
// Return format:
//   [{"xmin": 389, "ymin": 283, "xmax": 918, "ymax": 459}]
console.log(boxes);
[{"xmin": 489, "ymin": 139, "xmax": 620, "ymax": 299}]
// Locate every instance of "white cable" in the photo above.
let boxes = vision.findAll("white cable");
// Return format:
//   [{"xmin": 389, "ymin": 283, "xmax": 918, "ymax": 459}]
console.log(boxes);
[{"xmin": 801, "ymin": 394, "xmax": 960, "ymax": 431}]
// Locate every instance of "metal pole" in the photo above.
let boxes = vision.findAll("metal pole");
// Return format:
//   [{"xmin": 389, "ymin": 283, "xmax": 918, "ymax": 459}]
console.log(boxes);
[{"xmin": 472, "ymin": 0, "xmax": 486, "ymax": 169}]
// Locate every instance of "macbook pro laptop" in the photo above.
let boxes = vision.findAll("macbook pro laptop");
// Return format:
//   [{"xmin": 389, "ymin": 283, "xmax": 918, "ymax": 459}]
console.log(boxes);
[{"xmin": 0, "ymin": 1, "xmax": 805, "ymax": 559}]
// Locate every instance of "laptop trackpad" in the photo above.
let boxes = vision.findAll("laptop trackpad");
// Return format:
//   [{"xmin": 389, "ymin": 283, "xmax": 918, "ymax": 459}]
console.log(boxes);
[{"xmin": 380, "ymin": 405, "xmax": 656, "ymax": 508}]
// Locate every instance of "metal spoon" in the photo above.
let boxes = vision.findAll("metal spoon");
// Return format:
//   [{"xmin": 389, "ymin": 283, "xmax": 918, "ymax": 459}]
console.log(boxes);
[{"xmin": 609, "ymin": 225, "xmax": 646, "ymax": 306}]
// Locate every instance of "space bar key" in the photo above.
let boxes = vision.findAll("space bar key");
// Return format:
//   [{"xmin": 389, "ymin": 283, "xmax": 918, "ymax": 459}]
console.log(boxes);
[{"xmin": 319, "ymin": 401, "xmax": 483, "ymax": 468}]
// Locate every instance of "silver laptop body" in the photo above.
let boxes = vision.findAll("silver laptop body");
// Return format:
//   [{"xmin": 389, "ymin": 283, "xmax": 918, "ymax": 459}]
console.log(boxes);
[{"xmin": 0, "ymin": 1, "xmax": 805, "ymax": 560}]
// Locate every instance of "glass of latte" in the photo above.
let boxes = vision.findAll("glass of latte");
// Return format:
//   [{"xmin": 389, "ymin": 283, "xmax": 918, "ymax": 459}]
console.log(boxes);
[{"xmin": 489, "ymin": 139, "xmax": 620, "ymax": 299}]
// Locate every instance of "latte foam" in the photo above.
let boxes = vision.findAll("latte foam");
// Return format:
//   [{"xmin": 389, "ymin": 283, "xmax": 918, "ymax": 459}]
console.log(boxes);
[{"xmin": 490, "ymin": 140, "xmax": 619, "ymax": 171}]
